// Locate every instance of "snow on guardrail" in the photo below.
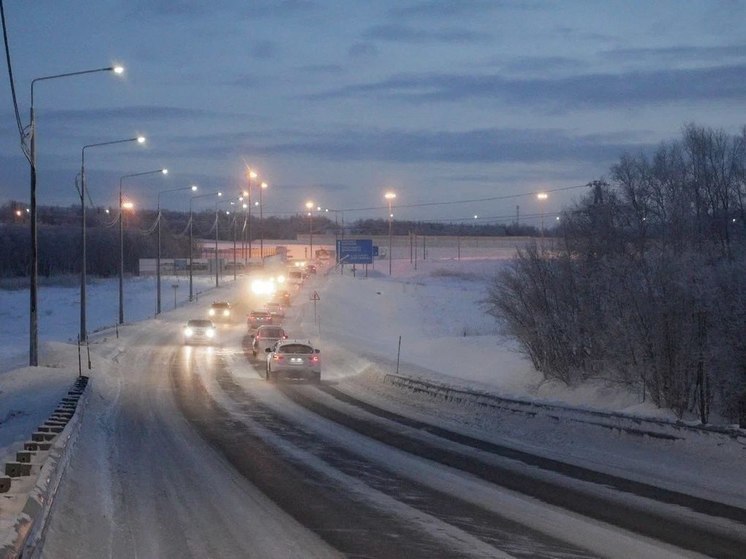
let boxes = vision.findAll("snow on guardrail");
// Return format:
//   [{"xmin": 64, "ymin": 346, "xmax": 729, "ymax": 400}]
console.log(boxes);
[{"xmin": 382, "ymin": 373, "xmax": 746, "ymax": 445}]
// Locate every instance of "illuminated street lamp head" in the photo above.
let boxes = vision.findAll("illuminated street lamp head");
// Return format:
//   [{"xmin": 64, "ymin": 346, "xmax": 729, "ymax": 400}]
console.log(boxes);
[
  {"xmin": 537, "ymin": 192, "xmax": 548, "ymax": 201},
  {"xmin": 136, "ymin": 136, "xmax": 146, "ymax": 144},
  {"xmin": 384, "ymin": 192, "xmax": 396, "ymax": 200},
  {"xmin": 218, "ymin": 192, "xmax": 223, "ymax": 197},
  {"xmin": 305, "ymin": 201, "xmax": 314, "ymax": 210},
  {"xmin": 190, "ymin": 184, "xmax": 197, "ymax": 191},
  {"xmin": 474, "ymin": 215, "xmax": 478, "ymax": 219},
  {"xmin": 242, "ymin": 190, "xmax": 249, "ymax": 197},
  {"xmin": 248, "ymin": 169, "xmax": 258, "ymax": 179},
  {"xmin": 162, "ymin": 169, "xmax": 169, "ymax": 175},
  {"xmin": 261, "ymin": 182, "xmax": 268, "ymax": 189},
  {"xmin": 122, "ymin": 201, "xmax": 135, "ymax": 210},
  {"xmin": 113, "ymin": 65, "xmax": 124, "ymax": 75}
]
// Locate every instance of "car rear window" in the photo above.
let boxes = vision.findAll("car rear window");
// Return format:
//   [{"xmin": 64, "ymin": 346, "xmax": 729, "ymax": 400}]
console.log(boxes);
[
  {"xmin": 260, "ymin": 328, "xmax": 285, "ymax": 338},
  {"xmin": 251, "ymin": 311, "xmax": 270, "ymax": 318},
  {"xmin": 279, "ymin": 344, "xmax": 313, "ymax": 354}
]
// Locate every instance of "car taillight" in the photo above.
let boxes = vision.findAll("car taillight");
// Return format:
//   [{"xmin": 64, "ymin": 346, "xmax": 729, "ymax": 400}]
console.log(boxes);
[
  {"xmin": 274, "ymin": 354, "xmax": 284, "ymax": 361},
  {"xmin": 310, "ymin": 355, "xmax": 319, "ymax": 363}
]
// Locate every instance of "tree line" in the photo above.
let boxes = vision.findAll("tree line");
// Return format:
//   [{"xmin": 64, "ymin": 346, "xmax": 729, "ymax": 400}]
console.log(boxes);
[
  {"xmin": 0, "ymin": 204, "xmax": 547, "ymax": 279},
  {"xmin": 486, "ymin": 124, "xmax": 746, "ymax": 426}
]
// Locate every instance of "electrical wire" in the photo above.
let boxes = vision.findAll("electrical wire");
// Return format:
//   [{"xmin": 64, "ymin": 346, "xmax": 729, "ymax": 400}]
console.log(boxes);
[
  {"xmin": 0, "ymin": 0, "xmax": 30, "ymax": 163},
  {"xmin": 261, "ymin": 182, "xmax": 589, "ymax": 220}
]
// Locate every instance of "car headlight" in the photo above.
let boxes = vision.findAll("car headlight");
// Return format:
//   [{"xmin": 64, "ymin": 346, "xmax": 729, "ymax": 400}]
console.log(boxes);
[
  {"xmin": 223, "ymin": 309, "xmax": 230, "ymax": 316},
  {"xmin": 206, "ymin": 328, "xmax": 215, "ymax": 338},
  {"xmin": 184, "ymin": 328, "xmax": 193, "ymax": 337},
  {"xmin": 209, "ymin": 309, "xmax": 215, "ymax": 316}
]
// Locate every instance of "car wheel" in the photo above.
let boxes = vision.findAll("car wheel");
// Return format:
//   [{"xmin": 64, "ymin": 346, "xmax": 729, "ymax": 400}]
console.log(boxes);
[{"xmin": 311, "ymin": 372, "xmax": 321, "ymax": 384}]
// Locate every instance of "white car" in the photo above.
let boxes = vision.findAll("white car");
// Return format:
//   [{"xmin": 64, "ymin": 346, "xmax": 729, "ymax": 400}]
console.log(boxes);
[
  {"xmin": 183, "ymin": 319, "xmax": 217, "ymax": 345},
  {"xmin": 250, "ymin": 325, "xmax": 287, "ymax": 357},
  {"xmin": 265, "ymin": 339, "xmax": 321, "ymax": 383},
  {"xmin": 208, "ymin": 301, "xmax": 232, "ymax": 322}
]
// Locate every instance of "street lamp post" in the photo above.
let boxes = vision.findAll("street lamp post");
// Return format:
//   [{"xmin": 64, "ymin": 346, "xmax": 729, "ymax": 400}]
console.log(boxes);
[
  {"xmin": 305, "ymin": 201, "xmax": 314, "ymax": 260},
  {"xmin": 118, "ymin": 169, "xmax": 167, "ymax": 325},
  {"xmin": 156, "ymin": 184, "xmax": 198, "ymax": 314},
  {"xmin": 26, "ymin": 64, "xmax": 123, "ymax": 366},
  {"xmin": 214, "ymin": 201, "xmax": 221, "ymax": 288},
  {"xmin": 232, "ymin": 210, "xmax": 237, "ymax": 280},
  {"xmin": 189, "ymin": 191, "xmax": 221, "ymax": 301},
  {"xmin": 79, "ymin": 135, "xmax": 145, "ymax": 343},
  {"xmin": 247, "ymin": 169, "xmax": 257, "ymax": 261},
  {"xmin": 260, "ymin": 181, "xmax": 268, "ymax": 260},
  {"xmin": 537, "ymin": 192, "xmax": 548, "ymax": 241},
  {"xmin": 385, "ymin": 192, "xmax": 396, "ymax": 275}
]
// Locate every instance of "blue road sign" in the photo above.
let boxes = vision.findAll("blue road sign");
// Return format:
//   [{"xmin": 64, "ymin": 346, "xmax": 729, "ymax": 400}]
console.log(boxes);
[
  {"xmin": 372, "ymin": 245, "xmax": 379, "ymax": 257},
  {"xmin": 337, "ymin": 239, "xmax": 373, "ymax": 264}
]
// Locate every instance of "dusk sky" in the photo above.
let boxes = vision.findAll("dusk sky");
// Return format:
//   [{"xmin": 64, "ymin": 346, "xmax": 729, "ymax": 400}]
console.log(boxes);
[{"xmin": 2, "ymin": 0, "xmax": 746, "ymax": 226}]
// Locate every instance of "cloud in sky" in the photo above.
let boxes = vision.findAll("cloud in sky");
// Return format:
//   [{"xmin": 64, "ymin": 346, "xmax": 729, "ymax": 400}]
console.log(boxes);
[
  {"xmin": 390, "ymin": 0, "xmax": 538, "ymax": 19},
  {"xmin": 310, "ymin": 64, "xmax": 746, "ymax": 111},
  {"xmin": 256, "ymin": 127, "xmax": 646, "ymax": 166},
  {"xmin": 363, "ymin": 24, "xmax": 490, "ymax": 44}
]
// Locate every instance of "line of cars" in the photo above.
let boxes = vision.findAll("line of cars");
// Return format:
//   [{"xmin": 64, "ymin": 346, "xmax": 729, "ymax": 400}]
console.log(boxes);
[
  {"xmin": 183, "ymin": 262, "xmax": 323, "ymax": 383},
  {"xmin": 247, "ymin": 273, "xmax": 321, "ymax": 383}
]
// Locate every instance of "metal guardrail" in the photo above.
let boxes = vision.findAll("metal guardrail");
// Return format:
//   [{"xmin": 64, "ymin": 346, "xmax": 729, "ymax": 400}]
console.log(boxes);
[{"xmin": 382, "ymin": 373, "xmax": 746, "ymax": 443}]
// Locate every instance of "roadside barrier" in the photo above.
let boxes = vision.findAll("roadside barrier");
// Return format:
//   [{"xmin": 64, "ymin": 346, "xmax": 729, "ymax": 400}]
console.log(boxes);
[
  {"xmin": 0, "ymin": 376, "xmax": 89, "ymax": 559},
  {"xmin": 382, "ymin": 373, "xmax": 746, "ymax": 444}
]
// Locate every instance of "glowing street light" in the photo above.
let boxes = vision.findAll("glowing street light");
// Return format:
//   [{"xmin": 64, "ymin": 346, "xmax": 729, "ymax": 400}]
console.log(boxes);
[
  {"xmin": 156, "ymin": 183, "xmax": 198, "ymax": 314},
  {"xmin": 260, "ymin": 181, "xmax": 268, "ymax": 259},
  {"xmin": 26, "ymin": 63, "xmax": 124, "ymax": 365},
  {"xmin": 305, "ymin": 200, "xmax": 314, "ymax": 259},
  {"xmin": 189, "ymin": 191, "xmax": 221, "ymax": 301},
  {"xmin": 79, "ymin": 135, "xmax": 146, "ymax": 343},
  {"xmin": 385, "ymin": 191, "xmax": 396, "ymax": 275},
  {"xmin": 118, "ymin": 168, "xmax": 168, "ymax": 324},
  {"xmin": 537, "ymin": 192, "xmax": 548, "ymax": 239},
  {"xmin": 246, "ymin": 168, "xmax": 258, "ymax": 260}
]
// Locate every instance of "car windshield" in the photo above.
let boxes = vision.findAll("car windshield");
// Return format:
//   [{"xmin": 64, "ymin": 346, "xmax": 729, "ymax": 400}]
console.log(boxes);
[
  {"xmin": 188, "ymin": 320, "xmax": 212, "ymax": 327},
  {"xmin": 279, "ymin": 344, "xmax": 313, "ymax": 354},
  {"xmin": 251, "ymin": 312, "xmax": 270, "ymax": 318},
  {"xmin": 259, "ymin": 327, "xmax": 284, "ymax": 338},
  {"xmin": 211, "ymin": 302, "xmax": 230, "ymax": 308}
]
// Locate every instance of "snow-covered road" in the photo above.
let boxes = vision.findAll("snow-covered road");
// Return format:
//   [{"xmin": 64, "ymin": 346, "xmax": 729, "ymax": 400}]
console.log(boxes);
[{"xmin": 38, "ymin": 315, "xmax": 339, "ymax": 559}]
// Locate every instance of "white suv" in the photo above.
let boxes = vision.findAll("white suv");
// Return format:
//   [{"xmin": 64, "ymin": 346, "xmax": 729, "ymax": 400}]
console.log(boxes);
[{"xmin": 265, "ymin": 339, "xmax": 320, "ymax": 383}]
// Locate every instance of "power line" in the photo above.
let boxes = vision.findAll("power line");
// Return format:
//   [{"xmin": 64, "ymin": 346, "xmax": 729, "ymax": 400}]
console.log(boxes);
[{"xmin": 0, "ymin": 0, "xmax": 29, "ymax": 162}]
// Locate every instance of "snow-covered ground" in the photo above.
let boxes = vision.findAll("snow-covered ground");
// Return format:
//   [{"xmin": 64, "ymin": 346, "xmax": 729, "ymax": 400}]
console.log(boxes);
[
  {"xmin": 1, "ymin": 250, "xmax": 744, "ymax": 557},
  {"xmin": 0, "ymin": 250, "xmax": 741, "ymax": 465}
]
